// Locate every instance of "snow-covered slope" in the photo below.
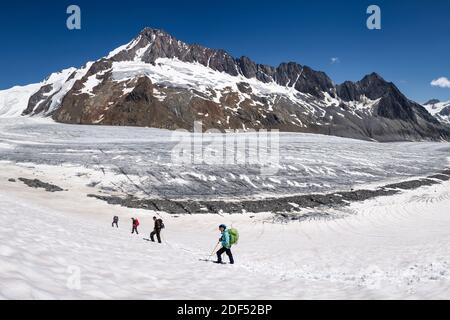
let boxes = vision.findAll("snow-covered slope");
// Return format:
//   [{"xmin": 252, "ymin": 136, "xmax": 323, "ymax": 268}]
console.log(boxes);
[
  {"xmin": 0, "ymin": 67, "xmax": 92, "ymax": 118},
  {"xmin": 0, "ymin": 84, "xmax": 42, "ymax": 117}
]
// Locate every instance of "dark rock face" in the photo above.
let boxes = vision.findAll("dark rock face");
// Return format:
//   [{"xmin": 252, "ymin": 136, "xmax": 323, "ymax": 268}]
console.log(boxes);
[
  {"xmin": 358, "ymin": 73, "xmax": 393, "ymax": 100},
  {"xmin": 333, "ymin": 73, "xmax": 450, "ymax": 139},
  {"xmin": 23, "ymin": 84, "xmax": 54, "ymax": 115},
  {"xmin": 18, "ymin": 178, "xmax": 64, "ymax": 192},
  {"xmin": 337, "ymin": 73, "xmax": 431, "ymax": 123},
  {"xmin": 376, "ymin": 88, "xmax": 417, "ymax": 122},
  {"xmin": 440, "ymin": 106, "xmax": 450, "ymax": 117},
  {"xmin": 336, "ymin": 81, "xmax": 359, "ymax": 101}
]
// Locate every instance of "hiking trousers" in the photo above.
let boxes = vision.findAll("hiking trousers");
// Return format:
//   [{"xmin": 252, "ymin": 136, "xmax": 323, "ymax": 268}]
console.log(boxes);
[
  {"xmin": 217, "ymin": 247, "xmax": 234, "ymax": 264},
  {"xmin": 150, "ymin": 229, "xmax": 162, "ymax": 243},
  {"xmin": 132, "ymin": 226, "xmax": 139, "ymax": 234}
]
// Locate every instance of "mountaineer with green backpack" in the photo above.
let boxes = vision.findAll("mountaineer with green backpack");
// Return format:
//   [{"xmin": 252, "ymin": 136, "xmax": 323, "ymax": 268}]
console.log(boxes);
[{"xmin": 215, "ymin": 224, "xmax": 238, "ymax": 264}]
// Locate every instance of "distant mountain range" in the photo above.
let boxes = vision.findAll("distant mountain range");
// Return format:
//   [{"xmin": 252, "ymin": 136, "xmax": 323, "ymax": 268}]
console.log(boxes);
[{"xmin": 0, "ymin": 27, "xmax": 449, "ymax": 142}]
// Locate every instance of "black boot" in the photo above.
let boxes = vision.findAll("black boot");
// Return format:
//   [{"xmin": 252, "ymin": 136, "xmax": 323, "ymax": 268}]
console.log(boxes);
[
  {"xmin": 226, "ymin": 249, "xmax": 234, "ymax": 264},
  {"xmin": 216, "ymin": 251, "xmax": 223, "ymax": 264}
]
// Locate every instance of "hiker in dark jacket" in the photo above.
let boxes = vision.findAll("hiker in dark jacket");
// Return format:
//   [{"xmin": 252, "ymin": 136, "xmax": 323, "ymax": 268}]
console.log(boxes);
[
  {"xmin": 150, "ymin": 216, "xmax": 164, "ymax": 243},
  {"xmin": 131, "ymin": 217, "xmax": 139, "ymax": 234},
  {"xmin": 112, "ymin": 216, "xmax": 119, "ymax": 228},
  {"xmin": 216, "ymin": 224, "xmax": 234, "ymax": 264}
]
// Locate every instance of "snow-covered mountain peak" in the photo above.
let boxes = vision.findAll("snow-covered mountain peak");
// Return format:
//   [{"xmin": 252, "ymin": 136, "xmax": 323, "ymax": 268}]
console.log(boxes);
[
  {"xmin": 106, "ymin": 27, "xmax": 191, "ymax": 64},
  {"xmin": 139, "ymin": 27, "xmax": 175, "ymax": 40},
  {"xmin": 424, "ymin": 99, "xmax": 440, "ymax": 106}
]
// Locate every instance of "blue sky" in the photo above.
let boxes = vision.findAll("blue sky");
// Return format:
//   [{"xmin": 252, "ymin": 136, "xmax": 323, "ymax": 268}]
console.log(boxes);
[{"xmin": 0, "ymin": 0, "xmax": 449, "ymax": 103}]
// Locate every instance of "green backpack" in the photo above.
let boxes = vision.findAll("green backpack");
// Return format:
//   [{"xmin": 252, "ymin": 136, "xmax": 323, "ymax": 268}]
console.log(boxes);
[{"xmin": 228, "ymin": 228, "xmax": 239, "ymax": 246}]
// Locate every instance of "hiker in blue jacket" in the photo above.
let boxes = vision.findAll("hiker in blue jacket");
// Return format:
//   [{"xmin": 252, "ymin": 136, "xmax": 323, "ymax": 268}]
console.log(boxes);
[{"xmin": 216, "ymin": 224, "xmax": 234, "ymax": 264}]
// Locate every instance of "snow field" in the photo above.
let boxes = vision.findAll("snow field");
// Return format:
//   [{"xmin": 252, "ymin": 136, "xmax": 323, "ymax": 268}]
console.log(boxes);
[{"xmin": 0, "ymin": 160, "xmax": 449, "ymax": 299}]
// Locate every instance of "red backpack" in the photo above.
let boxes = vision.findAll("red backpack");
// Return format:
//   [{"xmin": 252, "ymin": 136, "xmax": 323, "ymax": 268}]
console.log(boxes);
[{"xmin": 134, "ymin": 219, "xmax": 140, "ymax": 227}]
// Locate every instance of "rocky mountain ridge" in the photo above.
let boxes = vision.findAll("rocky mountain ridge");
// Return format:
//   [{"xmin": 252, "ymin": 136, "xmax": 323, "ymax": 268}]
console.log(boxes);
[{"xmin": 1, "ymin": 27, "xmax": 449, "ymax": 142}]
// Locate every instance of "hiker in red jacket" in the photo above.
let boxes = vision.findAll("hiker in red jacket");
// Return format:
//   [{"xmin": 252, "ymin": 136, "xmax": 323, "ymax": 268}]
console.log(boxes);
[{"xmin": 131, "ymin": 217, "xmax": 139, "ymax": 234}]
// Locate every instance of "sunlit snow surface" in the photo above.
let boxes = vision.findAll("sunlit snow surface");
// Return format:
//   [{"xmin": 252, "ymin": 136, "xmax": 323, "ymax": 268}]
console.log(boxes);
[
  {"xmin": 0, "ymin": 118, "xmax": 449, "ymax": 200},
  {"xmin": 0, "ymin": 118, "xmax": 449, "ymax": 299}
]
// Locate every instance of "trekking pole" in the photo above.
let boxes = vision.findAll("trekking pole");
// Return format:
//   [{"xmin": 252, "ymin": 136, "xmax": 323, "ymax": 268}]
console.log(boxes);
[{"xmin": 207, "ymin": 241, "xmax": 220, "ymax": 261}]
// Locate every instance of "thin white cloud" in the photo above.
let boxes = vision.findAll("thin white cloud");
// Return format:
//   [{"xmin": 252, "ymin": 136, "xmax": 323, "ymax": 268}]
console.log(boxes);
[
  {"xmin": 431, "ymin": 77, "xmax": 450, "ymax": 88},
  {"xmin": 330, "ymin": 57, "xmax": 340, "ymax": 64}
]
